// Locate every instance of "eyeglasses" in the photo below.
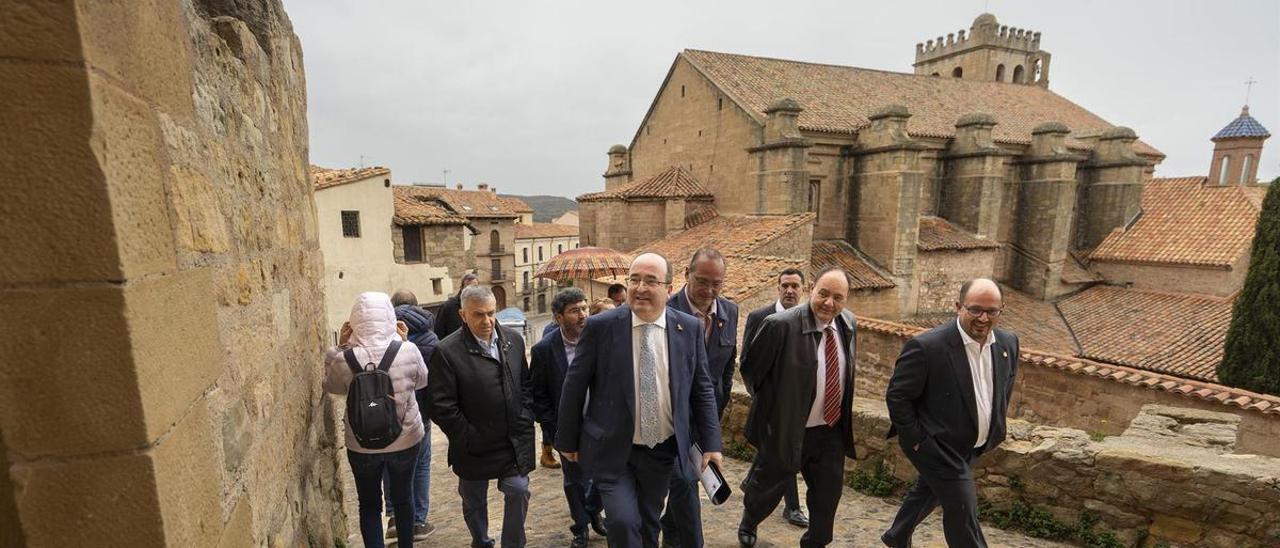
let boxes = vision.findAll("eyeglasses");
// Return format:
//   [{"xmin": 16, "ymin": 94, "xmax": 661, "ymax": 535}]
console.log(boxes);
[
  {"xmin": 627, "ymin": 276, "xmax": 670, "ymax": 289},
  {"xmin": 962, "ymin": 305, "xmax": 1003, "ymax": 318}
]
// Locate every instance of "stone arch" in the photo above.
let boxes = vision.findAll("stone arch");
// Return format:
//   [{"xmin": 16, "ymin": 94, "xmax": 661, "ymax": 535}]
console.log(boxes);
[
  {"xmin": 492, "ymin": 285, "xmax": 507, "ymax": 309},
  {"xmin": 1012, "ymin": 65, "xmax": 1025, "ymax": 83},
  {"xmin": 995, "ymin": 64, "xmax": 1006, "ymax": 82},
  {"xmin": 952, "ymin": 66, "xmax": 963, "ymax": 78}
]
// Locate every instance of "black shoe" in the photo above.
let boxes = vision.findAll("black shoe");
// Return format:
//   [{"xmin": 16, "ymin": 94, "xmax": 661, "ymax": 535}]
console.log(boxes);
[
  {"xmin": 570, "ymin": 532, "xmax": 589, "ymax": 548},
  {"xmin": 783, "ymin": 506, "xmax": 809, "ymax": 528},
  {"xmin": 881, "ymin": 531, "xmax": 909, "ymax": 547},
  {"xmin": 737, "ymin": 526, "xmax": 757, "ymax": 547},
  {"xmin": 590, "ymin": 512, "xmax": 608, "ymax": 537}
]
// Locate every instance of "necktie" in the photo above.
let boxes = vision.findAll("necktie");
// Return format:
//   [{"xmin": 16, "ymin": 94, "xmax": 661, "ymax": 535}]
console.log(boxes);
[
  {"xmin": 638, "ymin": 323, "xmax": 662, "ymax": 445},
  {"xmin": 822, "ymin": 326, "xmax": 842, "ymax": 426}
]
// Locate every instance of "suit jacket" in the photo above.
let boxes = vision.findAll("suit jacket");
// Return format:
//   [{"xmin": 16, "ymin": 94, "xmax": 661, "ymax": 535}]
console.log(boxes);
[
  {"xmin": 740, "ymin": 304, "xmax": 857, "ymax": 473},
  {"xmin": 529, "ymin": 328, "xmax": 571, "ymax": 444},
  {"xmin": 741, "ymin": 302, "xmax": 778, "ymax": 359},
  {"xmin": 668, "ymin": 290, "xmax": 739, "ymax": 415},
  {"xmin": 885, "ymin": 321, "xmax": 1019, "ymax": 480},
  {"xmin": 428, "ymin": 324, "xmax": 536, "ymax": 480},
  {"xmin": 555, "ymin": 305, "xmax": 723, "ymax": 481}
]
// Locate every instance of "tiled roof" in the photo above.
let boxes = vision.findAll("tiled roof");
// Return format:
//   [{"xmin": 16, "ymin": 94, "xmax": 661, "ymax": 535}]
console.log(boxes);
[
  {"xmin": 1061, "ymin": 252, "xmax": 1100, "ymax": 285},
  {"xmin": 1089, "ymin": 177, "xmax": 1264, "ymax": 268},
  {"xmin": 856, "ymin": 316, "xmax": 1280, "ymax": 416},
  {"xmin": 391, "ymin": 188, "xmax": 469, "ymax": 226},
  {"xmin": 502, "ymin": 196, "xmax": 535, "ymax": 213},
  {"xmin": 311, "ymin": 165, "xmax": 391, "ymax": 191},
  {"xmin": 715, "ymin": 255, "xmax": 808, "ymax": 303},
  {"xmin": 900, "ymin": 284, "xmax": 1078, "ymax": 356},
  {"xmin": 578, "ymin": 166, "xmax": 714, "ymax": 203},
  {"xmin": 1212, "ymin": 106, "xmax": 1271, "ymax": 139},
  {"xmin": 917, "ymin": 216, "xmax": 1001, "ymax": 252},
  {"xmin": 680, "ymin": 50, "xmax": 1162, "ymax": 157},
  {"xmin": 515, "ymin": 223, "xmax": 579, "ymax": 240},
  {"xmin": 634, "ymin": 213, "xmax": 815, "ymax": 259},
  {"xmin": 397, "ymin": 185, "xmax": 523, "ymax": 218},
  {"xmin": 1057, "ymin": 285, "xmax": 1233, "ymax": 383},
  {"xmin": 809, "ymin": 240, "xmax": 896, "ymax": 290}
]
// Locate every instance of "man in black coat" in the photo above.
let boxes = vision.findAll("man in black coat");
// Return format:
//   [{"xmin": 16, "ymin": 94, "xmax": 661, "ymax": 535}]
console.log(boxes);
[
  {"xmin": 739, "ymin": 267, "xmax": 809, "ymax": 529},
  {"xmin": 433, "ymin": 272, "xmax": 478, "ymax": 340},
  {"xmin": 660, "ymin": 248, "xmax": 738, "ymax": 547},
  {"xmin": 529, "ymin": 288, "xmax": 607, "ymax": 547},
  {"xmin": 881, "ymin": 278, "xmax": 1018, "ymax": 548},
  {"xmin": 428, "ymin": 285, "xmax": 535, "ymax": 548},
  {"xmin": 738, "ymin": 267, "xmax": 857, "ymax": 548}
]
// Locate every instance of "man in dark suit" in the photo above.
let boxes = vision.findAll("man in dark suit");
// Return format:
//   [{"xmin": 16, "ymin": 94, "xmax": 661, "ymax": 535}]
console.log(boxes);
[
  {"xmin": 881, "ymin": 278, "xmax": 1019, "ymax": 548},
  {"xmin": 557, "ymin": 252, "xmax": 724, "ymax": 548},
  {"xmin": 660, "ymin": 248, "xmax": 739, "ymax": 547},
  {"xmin": 529, "ymin": 288, "xmax": 606, "ymax": 547},
  {"xmin": 434, "ymin": 272, "xmax": 479, "ymax": 340},
  {"xmin": 738, "ymin": 267, "xmax": 857, "ymax": 548},
  {"xmin": 739, "ymin": 267, "xmax": 809, "ymax": 529}
]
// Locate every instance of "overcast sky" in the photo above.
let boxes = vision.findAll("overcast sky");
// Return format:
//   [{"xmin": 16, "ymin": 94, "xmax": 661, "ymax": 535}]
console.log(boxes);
[{"xmin": 285, "ymin": 0, "xmax": 1279, "ymax": 197}]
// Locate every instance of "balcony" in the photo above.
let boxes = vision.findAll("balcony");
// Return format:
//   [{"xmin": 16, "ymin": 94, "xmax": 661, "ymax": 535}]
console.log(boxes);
[
  {"xmin": 478, "ymin": 244, "xmax": 507, "ymax": 257},
  {"xmin": 484, "ymin": 270, "xmax": 513, "ymax": 283}
]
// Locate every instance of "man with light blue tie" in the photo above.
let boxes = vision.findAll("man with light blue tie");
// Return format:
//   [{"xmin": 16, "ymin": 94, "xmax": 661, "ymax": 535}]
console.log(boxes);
[{"xmin": 556, "ymin": 252, "xmax": 724, "ymax": 548}]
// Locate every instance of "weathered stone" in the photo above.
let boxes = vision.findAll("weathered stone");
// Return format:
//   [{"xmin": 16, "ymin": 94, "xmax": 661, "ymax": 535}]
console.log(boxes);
[{"xmin": 1149, "ymin": 514, "xmax": 1205, "ymax": 545}]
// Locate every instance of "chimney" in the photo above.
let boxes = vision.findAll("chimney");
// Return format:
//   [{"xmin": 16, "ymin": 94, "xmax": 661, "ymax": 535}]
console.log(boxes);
[
  {"xmin": 477, "ymin": 183, "xmax": 489, "ymax": 191},
  {"xmin": 455, "ymin": 183, "xmax": 463, "ymax": 190},
  {"xmin": 604, "ymin": 144, "xmax": 633, "ymax": 191}
]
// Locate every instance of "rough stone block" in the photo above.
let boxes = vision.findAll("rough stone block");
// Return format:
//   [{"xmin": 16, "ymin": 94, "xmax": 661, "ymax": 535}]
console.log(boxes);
[
  {"xmin": 0, "ymin": 0, "xmax": 81, "ymax": 62},
  {"xmin": 0, "ymin": 285, "xmax": 148, "ymax": 458},
  {"xmin": 9, "ymin": 451, "xmax": 164, "ymax": 546},
  {"xmin": 216, "ymin": 496, "xmax": 256, "ymax": 548},
  {"xmin": 153, "ymin": 402, "xmax": 223, "ymax": 548},
  {"xmin": 127, "ymin": 268, "xmax": 223, "ymax": 443},
  {"xmin": 77, "ymin": 0, "xmax": 195, "ymax": 117}
]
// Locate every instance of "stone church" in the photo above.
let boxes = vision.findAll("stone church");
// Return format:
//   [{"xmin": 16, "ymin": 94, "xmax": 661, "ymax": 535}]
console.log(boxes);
[{"xmin": 579, "ymin": 12, "xmax": 1165, "ymax": 319}]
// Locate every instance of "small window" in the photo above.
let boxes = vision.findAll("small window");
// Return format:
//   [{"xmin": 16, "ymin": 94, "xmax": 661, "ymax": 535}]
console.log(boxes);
[
  {"xmin": 717, "ymin": 98, "xmax": 723, "ymax": 110},
  {"xmin": 431, "ymin": 278, "xmax": 442, "ymax": 295},
  {"xmin": 537, "ymin": 294, "xmax": 547, "ymax": 314},
  {"xmin": 808, "ymin": 180, "xmax": 821, "ymax": 213},
  {"xmin": 522, "ymin": 248, "xmax": 528, "ymax": 263},
  {"xmin": 538, "ymin": 246, "xmax": 544, "ymax": 261},
  {"xmin": 681, "ymin": 85, "xmax": 685, "ymax": 97},
  {"xmin": 1219, "ymin": 155, "xmax": 1231, "ymax": 184},
  {"xmin": 523, "ymin": 270, "xmax": 530, "ymax": 289},
  {"xmin": 341, "ymin": 211, "xmax": 360, "ymax": 237},
  {"xmin": 952, "ymin": 67, "xmax": 963, "ymax": 78},
  {"xmin": 995, "ymin": 64, "xmax": 1006, "ymax": 82},
  {"xmin": 523, "ymin": 297, "xmax": 530, "ymax": 312},
  {"xmin": 557, "ymin": 244, "xmax": 563, "ymax": 254},
  {"xmin": 1241, "ymin": 154, "xmax": 1254, "ymax": 183},
  {"xmin": 403, "ymin": 225, "xmax": 422, "ymax": 262},
  {"xmin": 1012, "ymin": 65, "xmax": 1025, "ymax": 84}
]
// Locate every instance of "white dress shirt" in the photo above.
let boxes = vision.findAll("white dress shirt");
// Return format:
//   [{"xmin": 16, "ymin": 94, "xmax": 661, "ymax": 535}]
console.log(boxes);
[
  {"xmin": 806, "ymin": 318, "xmax": 847, "ymax": 428},
  {"xmin": 774, "ymin": 300, "xmax": 786, "ymax": 314},
  {"xmin": 956, "ymin": 318, "xmax": 995, "ymax": 448},
  {"xmin": 632, "ymin": 311, "xmax": 674, "ymax": 445}
]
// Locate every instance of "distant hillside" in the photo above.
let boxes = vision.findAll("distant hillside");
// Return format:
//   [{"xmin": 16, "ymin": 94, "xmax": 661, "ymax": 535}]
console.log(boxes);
[{"xmin": 501, "ymin": 194, "xmax": 577, "ymax": 222}]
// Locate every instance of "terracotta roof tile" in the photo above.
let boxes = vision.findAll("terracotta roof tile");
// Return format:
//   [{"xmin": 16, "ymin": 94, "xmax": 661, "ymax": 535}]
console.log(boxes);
[
  {"xmin": 901, "ymin": 284, "xmax": 1078, "ymax": 356},
  {"xmin": 1057, "ymin": 285, "xmax": 1232, "ymax": 383},
  {"xmin": 634, "ymin": 213, "xmax": 814, "ymax": 259},
  {"xmin": 578, "ymin": 166, "xmax": 714, "ymax": 203},
  {"xmin": 391, "ymin": 188, "xmax": 469, "ymax": 226},
  {"xmin": 856, "ymin": 316, "xmax": 1280, "ymax": 416},
  {"xmin": 1061, "ymin": 252, "xmax": 1100, "ymax": 285},
  {"xmin": 917, "ymin": 216, "xmax": 1001, "ymax": 251},
  {"xmin": 515, "ymin": 223, "xmax": 579, "ymax": 240},
  {"xmin": 809, "ymin": 241, "xmax": 895, "ymax": 290},
  {"xmin": 396, "ymin": 185, "xmax": 524, "ymax": 218},
  {"xmin": 714, "ymin": 255, "xmax": 808, "ymax": 303},
  {"xmin": 680, "ymin": 50, "xmax": 1162, "ymax": 157},
  {"xmin": 1089, "ymin": 177, "xmax": 1264, "ymax": 268},
  {"xmin": 311, "ymin": 165, "xmax": 390, "ymax": 191}
]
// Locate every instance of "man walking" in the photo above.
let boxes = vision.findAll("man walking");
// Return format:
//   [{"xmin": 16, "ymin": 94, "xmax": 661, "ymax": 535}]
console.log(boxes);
[
  {"xmin": 660, "ymin": 248, "xmax": 738, "ymax": 547},
  {"xmin": 434, "ymin": 272, "xmax": 479, "ymax": 339},
  {"xmin": 429, "ymin": 285, "xmax": 535, "ymax": 548},
  {"xmin": 738, "ymin": 267, "xmax": 857, "ymax": 548},
  {"xmin": 739, "ymin": 267, "xmax": 809, "ymax": 529},
  {"xmin": 881, "ymin": 278, "xmax": 1018, "ymax": 548},
  {"xmin": 556, "ymin": 252, "xmax": 724, "ymax": 548},
  {"xmin": 529, "ymin": 288, "xmax": 607, "ymax": 547}
]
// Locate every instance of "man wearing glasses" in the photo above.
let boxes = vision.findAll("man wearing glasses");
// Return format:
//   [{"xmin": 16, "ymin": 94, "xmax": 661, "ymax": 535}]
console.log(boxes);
[
  {"xmin": 661, "ymin": 248, "xmax": 739, "ymax": 547},
  {"xmin": 881, "ymin": 278, "xmax": 1020, "ymax": 548},
  {"xmin": 556, "ymin": 252, "xmax": 724, "ymax": 548}
]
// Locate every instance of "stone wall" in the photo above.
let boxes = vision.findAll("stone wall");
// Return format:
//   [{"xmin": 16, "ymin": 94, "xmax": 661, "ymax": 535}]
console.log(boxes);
[
  {"xmin": 912, "ymin": 248, "xmax": 997, "ymax": 314},
  {"xmin": 1091, "ymin": 258, "xmax": 1247, "ymax": 298},
  {"xmin": 0, "ymin": 1, "xmax": 344, "ymax": 545}
]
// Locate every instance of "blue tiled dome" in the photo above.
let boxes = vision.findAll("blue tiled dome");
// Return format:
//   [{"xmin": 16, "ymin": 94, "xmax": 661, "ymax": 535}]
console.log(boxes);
[{"xmin": 1213, "ymin": 106, "xmax": 1271, "ymax": 140}]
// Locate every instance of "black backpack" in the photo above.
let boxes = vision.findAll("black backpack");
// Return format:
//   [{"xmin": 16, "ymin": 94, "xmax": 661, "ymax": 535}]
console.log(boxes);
[{"xmin": 343, "ymin": 340, "xmax": 403, "ymax": 449}]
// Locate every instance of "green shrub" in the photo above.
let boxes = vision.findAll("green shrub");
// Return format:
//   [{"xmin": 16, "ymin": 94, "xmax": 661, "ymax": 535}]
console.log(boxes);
[
  {"xmin": 846, "ymin": 460, "xmax": 905, "ymax": 498},
  {"xmin": 1220, "ymin": 178, "xmax": 1280, "ymax": 395}
]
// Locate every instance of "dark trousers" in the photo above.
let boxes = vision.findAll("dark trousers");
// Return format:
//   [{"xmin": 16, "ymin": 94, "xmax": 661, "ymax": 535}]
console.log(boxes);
[
  {"xmin": 562, "ymin": 459, "xmax": 603, "ymax": 535},
  {"xmin": 594, "ymin": 436, "xmax": 677, "ymax": 548},
  {"xmin": 741, "ymin": 425, "xmax": 845, "ymax": 548},
  {"xmin": 659, "ymin": 471, "xmax": 702, "ymax": 547},
  {"xmin": 458, "ymin": 474, "xmax": 531, "ymax": 548},
  {"xmin": 347, "ymin": 442, "xmax": 421, "ymax": 548},
  {"xmin": 884, "ymin": 450, "xmax": 986, "ymax": 548}
]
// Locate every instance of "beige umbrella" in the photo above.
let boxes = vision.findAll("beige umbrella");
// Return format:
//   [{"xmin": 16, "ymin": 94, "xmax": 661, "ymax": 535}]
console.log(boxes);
[{"xmin": 534, "ymin": 246, "xmax": 632, "ymax": 299}]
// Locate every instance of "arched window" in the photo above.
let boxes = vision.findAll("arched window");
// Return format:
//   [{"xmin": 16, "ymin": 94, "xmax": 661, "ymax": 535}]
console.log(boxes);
[
  {"xmin": 1012, "ymin": 65, "xmax": 1025, "ymax": 84},
  {"xmin": 952, "ymin": 67, "xmax": 963, "ymax": 78},
  {"xmin": 930, "ymin": 72, "xmax": 940, "ymax": 77},
  {"xmin": 1241, "ymin": 154, "xmax": 1254, "ymax": 183},
  {"xmin": 1219, "ymin": 155, "xmax": 1231, "ymax": 184},
  {"xmin": 995, "ymin": 64, "xmax": 1006, "ymax": 82},
  {"xmin": 489, "ymin": 230, "xmax": 500, "ymax": 252}
]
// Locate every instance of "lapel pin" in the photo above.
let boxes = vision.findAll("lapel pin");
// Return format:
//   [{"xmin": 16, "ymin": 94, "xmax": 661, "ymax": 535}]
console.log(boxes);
[
  {"xmin": 676, "ymin": 324, "xmax": 684, "ymax": 332},
  {"xmin": 1002, "ymin": 351, "xmax": 1008, "ymax": 358},
  {"xmin": 718, "ymin": 320, "xmax": 725, "ymax": 329}
]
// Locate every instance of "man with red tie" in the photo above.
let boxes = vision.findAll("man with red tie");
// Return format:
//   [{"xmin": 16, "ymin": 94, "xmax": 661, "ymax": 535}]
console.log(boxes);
[{"xmin": 736, "ymin": 267, "xmax": 857, "ymax": 548}]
